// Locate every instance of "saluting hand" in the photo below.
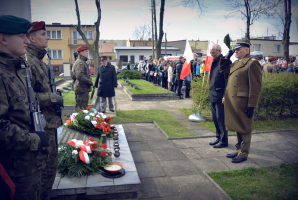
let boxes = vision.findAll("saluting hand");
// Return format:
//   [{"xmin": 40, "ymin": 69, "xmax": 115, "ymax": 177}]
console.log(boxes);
[{"xmin": 222, "ymin": 97, "xmax": 225, "ymax": 104}]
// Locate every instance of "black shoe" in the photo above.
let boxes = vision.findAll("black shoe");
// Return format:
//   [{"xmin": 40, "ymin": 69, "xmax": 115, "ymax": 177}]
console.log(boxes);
[
  {"xmin": 179, "ymin": 96, "xmax": 184, "ymax": 99},
  {"xmin": 209, "ymin": 139, "xmax": 219, "ymax": 145},
  {"xmin": 213, "ymin": 142, "xmax": 228, "ymax": 148},
  {"xmin": 100, "ymin": 111, "xmax": 105, "ymax": 113},
  {"xmin": 110, "ymin": 109, "xmax": 115, "ymax": 112},
  {"xmin": 226, "ymin": 153, "xmax": 238, "ymax": 158},
  {"xmin": 231, "ymin": 156, "xmax": 247, "ymax": 163},
  {"xmin": 185, "ymin": 96, "xmax": 191, "ymax": 98}
]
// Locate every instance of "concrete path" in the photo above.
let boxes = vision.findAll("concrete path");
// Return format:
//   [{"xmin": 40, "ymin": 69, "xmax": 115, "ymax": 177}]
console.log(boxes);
[{"xmin": 113, "ymin": 87, "xmax": 298, "ymax": 200}]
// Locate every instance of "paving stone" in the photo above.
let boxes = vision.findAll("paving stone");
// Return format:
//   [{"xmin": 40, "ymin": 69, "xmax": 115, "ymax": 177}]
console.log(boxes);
[
  {"xmin": 193, "ymin": 146, "xmax": 228, "ymax": 158},
  {"xmin": 177, "ymin": 181, "xmax": 227, "ymax": 200},
  {"xmin": 153, "ymin": 148, "xmax": 188, "ymax": 161},
  {"xmin": 271, "ymin": 149, "xmax": 298, "ymax": 163},
  {"xmin": 190, "ymin": 129, "xmax": 215, "ymax": 137},
  {"xmin": 126, "ymin": 133, "xmax": 144, "ymax": 142},
  {"xmin": 128, "ymin": 141, "xmax": 151, "ymax": 152},
  {"xmin": 86, "ymin": 173, "xmax": 113, "ymax": 187},
  {"xmin": 135, "ymin": 162, "xmax": 166, "ymax": 178},
  {"xmin": 147, "ymin": 140, "xmax": 176, "ymax": 150},
  {"xmin": 172, "ymin": 139, "xmax": 202, "ymax": 149},
  {"xmin": 250, "ymin": 134, "xmax": 266, "ymax": 142},
  {"xmin": 131, "ymin": 151, "xmax": 159, "ymax": 163},
  {"xmin": 58, "ymin": 176, "xmax": 87, "ymax": 189},
  {"xmin": 180, "ymin": 148, "xmax": 202, "ymax": 159},
  {"xmin": 249, "ymin": 152, "xmax": 285, "ymax": 166},
  {"xmin": 191, "ymin": 157, "xmax": 230, "ymax": 173},
  {"xmin": 217, "ymin": 156, "xmax": 259, "ymax": 170},
  {"xmin": 249, "ymin": 141, "xmax": 277, "ymax": 153},
  {"xmin": 114, "ymin": 171, "xmax": 141, "ymax": 186},
  {"xmin": 86, "ymin": 185, "xmax": 115, "ymax": 195},
  {"xmin": 265, "ymin": 141, "xmax": 298, "ymax": 150},
  {"xmin": 169, "ymin": 174, "xmax": 206, "ymax": 185},
  {"xmin": 160, "ymin": 160, "xmax": 198, "ymax": 176},
  {"xmin": 139, "ymin": 177, "xmax": 179, "ymax": 198},
  {"xmin": 146, "ymin": 197, "xmax": 183, "ymax": 200},
  {"xmin": 52, "ymin": 177, "xmax": 61, "ymax": 189}
]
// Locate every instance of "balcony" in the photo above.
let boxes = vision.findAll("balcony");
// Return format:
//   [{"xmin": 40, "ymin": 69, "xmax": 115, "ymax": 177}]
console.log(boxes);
[{"xmin": 68, "ymin": 38, "xmax": 95, "ymax": 47}]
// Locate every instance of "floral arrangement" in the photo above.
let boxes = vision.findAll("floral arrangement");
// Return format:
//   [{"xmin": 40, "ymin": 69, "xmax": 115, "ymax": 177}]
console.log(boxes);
[
  {"xmin": 58, "ymin": 137, "xmax": 112, "ymax": 178},
  {"xmin": 64, "ymin": 106, "xmax": 113, "ymax": 138}
]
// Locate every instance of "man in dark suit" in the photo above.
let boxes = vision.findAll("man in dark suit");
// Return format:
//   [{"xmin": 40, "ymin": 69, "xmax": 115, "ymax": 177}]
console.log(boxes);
[
  {"xmin": 127, "ymin": 61, "xmax": 131, "ymax": 70},
  {"xmin": 209, "ymin": 44, "xmax": 228, "ymax": 148}
]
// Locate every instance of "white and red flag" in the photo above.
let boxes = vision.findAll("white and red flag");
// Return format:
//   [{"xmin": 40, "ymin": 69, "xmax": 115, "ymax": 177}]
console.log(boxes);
[{"xmin": 180, "ymin": 39, "xmax": 194, "ymax": 80}]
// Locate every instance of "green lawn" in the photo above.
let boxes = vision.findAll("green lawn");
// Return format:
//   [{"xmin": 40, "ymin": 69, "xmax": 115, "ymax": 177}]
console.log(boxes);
[
  {"xmin": 110, "ymin": 109, "xmax": 196, "ymax": 138},
  {"xmin": 55, "ymin": 78, "xmax": 61, "ymax": 81},
  {"xmin": 179, "ymin": 107, "xmax": 298, "ymax": 133},
  {"xmin": 119, "ymin": 79, "xmax": 172, "ymax": 94},
  {"xmin": 209, "ymin": 163, "xmax": 298, "ymax": 200},
  {"xmin": 62, "ymin": 77, "xmax": 97, "ymax": 105}
]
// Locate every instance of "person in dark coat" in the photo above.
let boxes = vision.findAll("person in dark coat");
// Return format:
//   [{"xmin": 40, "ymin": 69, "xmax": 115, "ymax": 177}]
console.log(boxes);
[
  {"xmin": 176, "ymin": 56, "xmax": 184, "ymax": 99},
  {"xmin": 127, "ymin": 61, "xmax": 131, "ymax": 70},
  {"xmin": 94, "ymin": 56, "xmax": 117, "ymax": 113},
  {"xmin": 208, "ymin": 44, "xmax": 228, "ymax": 148}
]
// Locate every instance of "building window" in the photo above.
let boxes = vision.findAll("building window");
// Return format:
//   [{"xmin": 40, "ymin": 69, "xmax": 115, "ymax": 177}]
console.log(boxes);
[
  {"xmin": 120, "ymin": 55, "xmax": 128, "ymax": 62},
  {"xmin": 77, "ymin": 31, "xmax": 93, "ymax": 40},
  {"xmin": 47, "ymin": 30, "xmax": 62, "ymax": 39},
  {"xmin": 49, "ymin": 49, "xmax": 63, "ymax": 59},
  {"xmin": 133, "ymin": 43, "xmax": 135, "ymax": 47},
  {"xmin": 274, "ymin": 45, "xmax": 280, "ymax": 53},
  {"xmin": 145, "ymin": 42, "xmax": 147, "ymax": 46},
  {"xmin": 99, "ymin": 45, "xmax": 102, "ymax": 49},
  {"xmin": 139, "ymin": 55, "xmax": 144, "ymax": 60},
  {"xmin": 253, "ymin": 44, "xmax": 261, "ymax": 51}
]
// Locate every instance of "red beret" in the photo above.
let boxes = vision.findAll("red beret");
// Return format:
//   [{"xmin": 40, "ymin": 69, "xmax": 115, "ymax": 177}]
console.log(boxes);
[
  {"xmin": 30, "ymin": 21, "xmax": 46, "ymax": 32},
  {"xmin": 269, "ymin": 57, "xmax": 277, "ymax": 61},
  {"xmin": 76, "ymin": 46, "xmax": 88, "ymax": 52},
  {"xmin": 253, "ymin": 56, "xmax": 258, "ymax": 60}
]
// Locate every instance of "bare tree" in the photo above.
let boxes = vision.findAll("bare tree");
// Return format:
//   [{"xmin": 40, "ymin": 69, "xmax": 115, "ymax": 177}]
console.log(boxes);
[
  {"xmin": 152, "ymin": 0, "xmax": 158, "ymax": 59},
  {"xmin": 74, "ymin": 0, "xmax": 100, "ymax": 75},
  {"xmin": 282, "ymin": 0, "xmax": 291, "ymax": 63},
  {"xmin": 182, "ymin": 0, "xmax": 207, "ymax": 15},
  {"xmin": 132, "ymin": 25, "xmax": 152, "ymax": 45},
  {"xmin": 224, "ymin": 0, "xmax": 281, "ymax": 42},
  {"xmin": 155, "ymin": 0, "xmax": 165, "ymax": 59}
]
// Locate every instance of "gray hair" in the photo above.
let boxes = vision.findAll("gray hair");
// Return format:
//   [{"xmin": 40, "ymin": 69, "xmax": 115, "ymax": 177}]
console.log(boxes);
[{"xmin": 213, "ymin": 44, "xmax": 221, "ymax": 52}]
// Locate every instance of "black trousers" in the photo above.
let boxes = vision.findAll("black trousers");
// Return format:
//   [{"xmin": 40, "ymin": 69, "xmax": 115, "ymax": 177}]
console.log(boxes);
[
  {"xmin": 185, "ymin": 80, "xmax": 190, "ymax": 97},
  {"xmin": 211, "ymin": 102, "xmax": 228, "ymax": 144},
  {"xmin": 177, "ymin": 80, "xmax": 183, "ymax": 96}
]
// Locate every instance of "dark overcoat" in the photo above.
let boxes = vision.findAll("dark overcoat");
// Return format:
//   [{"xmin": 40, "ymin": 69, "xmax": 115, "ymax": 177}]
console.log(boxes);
[
  {"xmin": 94, "ymin": 62, "xmax": 117, "ymax": 97},
  {"xmin": 219, "ymin": 54, "xmax": 262, "ymax": 134}
]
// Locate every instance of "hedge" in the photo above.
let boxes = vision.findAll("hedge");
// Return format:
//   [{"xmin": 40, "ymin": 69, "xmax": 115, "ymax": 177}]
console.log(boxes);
[
  {"xmin": 192, "ymin": 73, "xmax": 298, "ymax": 120},
  {"xmin": 117, "ymin": 70, "xmax": 143, "ymax": 80}
]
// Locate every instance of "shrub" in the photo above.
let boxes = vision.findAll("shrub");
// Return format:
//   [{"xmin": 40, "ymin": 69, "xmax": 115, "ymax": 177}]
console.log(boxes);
[
  {"xmin": 117, "ymin": 70, "xmax": 143, "ymax": 80},
  {"xmin": 192, "ymin": 75, "xmax": 210, "ymax": 110}
]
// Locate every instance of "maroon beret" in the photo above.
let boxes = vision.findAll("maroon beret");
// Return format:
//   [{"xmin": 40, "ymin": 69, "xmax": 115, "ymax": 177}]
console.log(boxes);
[
  {"xmin": 76, "ymin": 46, "xmax": 88, "ymax": 52},
  {"xmin": 30, "ymin": 21, "xmax": 46, "ymax": 32},
  {"xmin": 253, "ymin": 56, "xmax": 258, "ymax": 60},
  {"xmin": 269, "ymin": 57, "xmax": 277, "ymax": 61}
]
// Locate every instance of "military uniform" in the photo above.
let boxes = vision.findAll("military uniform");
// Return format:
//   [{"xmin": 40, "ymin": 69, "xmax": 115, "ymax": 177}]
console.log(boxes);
[
  {"xmin": 220, "ymin": 54, "xmax": 262, "ymax": 159},
  {"xmin": 263, "ymin": 63, "xmax": 278, "ymax": 73},
  {"xmin": 27, "ymin": 43, "xmax": 62, "ymax": 200},
  {"xmin": 73, "ymin": 54, "xmax": 92, "ymax": 110}
]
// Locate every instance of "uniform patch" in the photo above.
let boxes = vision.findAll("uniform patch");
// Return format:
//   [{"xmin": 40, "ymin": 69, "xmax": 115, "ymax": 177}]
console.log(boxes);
[{"xmin": 21, "ymin": 65, "xmax": 26, "ymax": 69}]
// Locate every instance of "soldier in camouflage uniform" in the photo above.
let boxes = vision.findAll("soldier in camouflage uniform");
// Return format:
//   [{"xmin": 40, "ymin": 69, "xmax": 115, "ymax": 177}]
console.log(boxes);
[
  {"xmin": 72, "ymin": 46, "xmax": 93, "ymax": 110},
  {"xmin": 263, "ymin": 57, "xmax": 278, "ymax": 73},
  {"xmin": 26, "ymin": 21, "xmax": 63, "ymax": 200},
  {"xmin": 0, "ymin": 15, "xmax": 49, "ymax": 200}
]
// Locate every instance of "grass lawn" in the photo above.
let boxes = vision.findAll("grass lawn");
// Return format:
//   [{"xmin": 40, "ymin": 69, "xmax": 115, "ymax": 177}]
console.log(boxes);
[
  {"xmin": 119, "ymin": 79, "xmax": 172, "ymax": 94},
  {"xmin": 209, "ymin": 163, "xmax": 298, "ymax": 200},
  {"xmin": 62, "ymin": 77, "xmax": 97, "ymax": 105},
  {"xmin": 55, "ymin": 78, "xmax": 61, "ymax": 81},
  {"xmin": 110, "ymin": 109, "xmax": 196, "ymax": 138},
  {"xmin": 179, "ymin": 107, "xmax": 298, "ymax": 133}
]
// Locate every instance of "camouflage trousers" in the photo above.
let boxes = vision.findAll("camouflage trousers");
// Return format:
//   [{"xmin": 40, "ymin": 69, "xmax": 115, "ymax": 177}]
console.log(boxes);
[
  {"xmin": 40, "ymin": 128, "xmax": 58, "ymax": 200},
  {"xmin": 10, "ymin": 171, "xmax": 41, "ymax": 200},
  {"xmin": 75, "ymin": 92, "xmax": 89, "ymax": 110}
]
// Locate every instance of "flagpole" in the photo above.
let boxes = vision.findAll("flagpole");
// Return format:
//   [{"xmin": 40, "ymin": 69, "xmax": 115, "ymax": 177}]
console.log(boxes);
[
  {"xmin": 200, "ymin": 71, "xmax": 210, "ymax": 109},
  {"xmin": 198, "ymin": 71, "xmax": 206, "ymax": 108},
  {"xmin": 190, "ymin": 72, "xmax": 195, "ymax": 110}
]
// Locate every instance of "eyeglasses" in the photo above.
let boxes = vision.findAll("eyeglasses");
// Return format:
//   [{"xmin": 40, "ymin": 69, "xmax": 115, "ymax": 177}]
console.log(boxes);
[{"xmin": 210, "ymin": 51, "xmax": 218, "ymax": 54}]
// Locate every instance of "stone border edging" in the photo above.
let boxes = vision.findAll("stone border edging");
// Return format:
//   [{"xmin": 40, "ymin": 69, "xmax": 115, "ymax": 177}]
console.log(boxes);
[
  {"xmin": 202, "ymin": 171, "xmax": 233, "ymax": 200},
  {"xmin": 56, "ymin": 78, "xmax": 66, "ymax": 86}
]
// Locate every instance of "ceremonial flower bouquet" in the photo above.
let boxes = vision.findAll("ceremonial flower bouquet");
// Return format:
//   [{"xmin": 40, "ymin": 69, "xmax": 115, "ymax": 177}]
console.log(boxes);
[
  {"xmin": 64, "ymin": 106, "xmax": 113, "ymax": 138},
  {"xmin": 58, "ymin": 137, "xmax": 112, "ymax": 178}
]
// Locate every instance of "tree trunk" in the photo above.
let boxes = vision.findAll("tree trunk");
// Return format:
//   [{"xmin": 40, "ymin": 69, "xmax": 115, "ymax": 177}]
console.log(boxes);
[
  {"xmin": 244, "ymin": 0, "xmax": 250, "ymax": 52},
  {"xmin": 156, "ymin": 0, "xmax": 165, "ymax": 59},
  {"xmin": 282, "ymin": 0, "xmax": 291, "ymax": 63},
  {"xmin": 74, "ymin": 0, "xmax": 101, "ymax": 75},
  {"xmin": 153, "ymin": 0, "xmax": 157, "ymax": 59}
]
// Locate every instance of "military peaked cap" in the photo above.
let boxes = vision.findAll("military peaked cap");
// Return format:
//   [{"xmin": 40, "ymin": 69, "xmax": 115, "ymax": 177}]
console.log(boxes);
[
  {"xmin": 0, "ymin": 15, "xmax": 32, "ymax": 34},
  {"xmin": 76, "ymin": 46, "xmax": 88, "ymax": 52},
  {"xmin": 101, "ymin": 56, "xmax": 107, "ymax": 61},
  {"xmin": 30, "ymin": 21, "xmax": 46, "ymax": 32},
  {"xmin": 234, "ymin": 39, "xmax": 251, "ymax": 50}
]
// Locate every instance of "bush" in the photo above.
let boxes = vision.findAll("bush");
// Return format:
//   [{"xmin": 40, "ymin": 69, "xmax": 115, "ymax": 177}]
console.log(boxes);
[
  {"xmin": 192, "ymin": 73, "xmax": 298, "ymax": 120},
  {"xmin": 117, "ymin": 70, "xmax": 143, "ymax": 80}
]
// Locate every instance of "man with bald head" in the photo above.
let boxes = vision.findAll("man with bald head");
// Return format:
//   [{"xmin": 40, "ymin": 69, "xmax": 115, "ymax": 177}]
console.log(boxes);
[
  {"xmin": 208, "ymin": 44, "xmax": 229, "ymax": 148},
  {"xmin": 220, "ymin": 40, "xmax": 262, "ymax": 163}
]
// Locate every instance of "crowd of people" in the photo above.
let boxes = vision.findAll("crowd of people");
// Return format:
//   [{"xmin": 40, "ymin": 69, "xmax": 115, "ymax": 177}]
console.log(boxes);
[
  {"xmin": 126, "ymin": 56, "xmax": 204, "ymax": 99},
  {"xmin": 259, "ymin": 56, "xmax": 298, "ymax": 74}
]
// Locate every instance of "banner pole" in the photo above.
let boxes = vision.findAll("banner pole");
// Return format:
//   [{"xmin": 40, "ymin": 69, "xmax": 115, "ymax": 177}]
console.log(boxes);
[{"xmin": 201, "ymin": 71, "xmax": 210, "ymax": 109}]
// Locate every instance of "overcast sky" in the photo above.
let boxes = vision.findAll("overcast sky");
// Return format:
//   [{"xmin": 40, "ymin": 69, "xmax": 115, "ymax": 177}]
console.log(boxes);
[{"xmin": 32, "ymin": 0, "xmax": 298, "ymax": 43}]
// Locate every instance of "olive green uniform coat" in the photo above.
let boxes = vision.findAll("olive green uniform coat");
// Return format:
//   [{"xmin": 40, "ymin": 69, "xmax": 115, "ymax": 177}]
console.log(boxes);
[
  {"xmin": 263, "ymin": 63, "xmax": 278, "ymax": 73},
  {"xmin": 220, "ymin": 55, "xmax": 262, "ymax": 134},
  {"xmin": 27, "ymin": 44, "xmax": 62, "ymax": 200}
]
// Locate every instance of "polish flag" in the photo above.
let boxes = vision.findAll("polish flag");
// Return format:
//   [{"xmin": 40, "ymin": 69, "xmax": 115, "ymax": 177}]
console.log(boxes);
[
  {"xmin": 79, "ymin": 151, "xmax": 90, "ymax": 164},
  {"xmin": 204, "ymin": 40, "xmax": 213, "ymax": 72},
  {"xmin": 180, "ymin": 39, "xmax": 194, "ymax": 80}
]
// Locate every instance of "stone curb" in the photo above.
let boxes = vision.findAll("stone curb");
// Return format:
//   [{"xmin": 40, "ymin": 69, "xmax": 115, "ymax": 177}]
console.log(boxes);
[
  {"xmin": 153, "ymin": 121, "xmax": 170, "ymax": 139},
  {"xmin": 202, "ymin": 171, "xmax": 233, "ymax": 200},
  {"xmin": 56, "ymin": 78, "xmax": 65, "ymax": 86}
]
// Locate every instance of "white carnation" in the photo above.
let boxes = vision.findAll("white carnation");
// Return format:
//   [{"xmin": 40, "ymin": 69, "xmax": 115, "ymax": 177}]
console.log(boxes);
[
  {"xmin": 72, "ymin": 150, "xmax": 78, "ymax": 155},
  {"xmin": 64, "ymin": 123, "xmax": 68, "ymax": 126},
  {"xmin": 89, "ymin": 113, "xmax": 95, "ymax": 116},
  {"xmin": 91, "ymin": 120, "xmax": 97, "ymax": 127},
  {"xmin": 85, "ymin": 115, "xmax": 90, "ymax": 120},
  {"xmin": 83, "ymin": 110, "xmax": 89, "ymax": 114}
]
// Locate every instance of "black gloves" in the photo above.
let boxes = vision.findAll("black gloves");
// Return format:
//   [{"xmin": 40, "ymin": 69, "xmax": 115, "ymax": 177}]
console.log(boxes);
[
  {"xmin": 57, "ymin": 95, "xmax": 64, "ymax": 106},
  {"xmin": 224, "ymin": 50, "xmax": 235, "ymax": 60},
  {"xmin": 245, "ymin": 107, "xmax": 254, "ymax": 118},
  {"xmin": 35, "ymin": 131, "xmax": 49, "ymax": 147}
]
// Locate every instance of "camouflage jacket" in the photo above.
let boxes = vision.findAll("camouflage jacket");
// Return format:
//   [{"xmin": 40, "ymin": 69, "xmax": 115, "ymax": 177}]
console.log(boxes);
[
  {"xmin": 73, "ymin": 55, "xmax": 92, "ymax": 93},
  {"xmin": 0, "ymin": 51, "xmax": 47, "ymax": 177},
  {"xmin": 26, "ymin": 44, "xmax": 61, "ymax": 130}
]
